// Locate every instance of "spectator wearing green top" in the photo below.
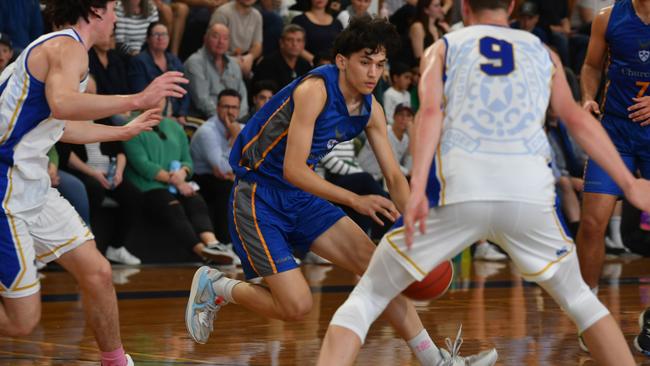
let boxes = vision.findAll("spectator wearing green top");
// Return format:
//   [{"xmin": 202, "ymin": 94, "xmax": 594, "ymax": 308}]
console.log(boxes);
[{"xmin": 123, "ymin": 112, "xmax": 236, "ymax": 264}]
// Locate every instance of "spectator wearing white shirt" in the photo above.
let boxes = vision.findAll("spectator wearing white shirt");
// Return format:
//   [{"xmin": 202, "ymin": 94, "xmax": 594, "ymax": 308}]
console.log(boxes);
[
  {"xmin": 115, "ymin": 0, "xmax": 160, "ymax": 55},
  {"xmin": 382, "ymin": 62, "xmax": 412, "ymax": 124},
  {"xmin": 358, "ymin": 103, "xmax": 412, "ymax": 182},
  {"xmin": 337, "ymin": 0, "xmax": 372, "ymax": 27}
]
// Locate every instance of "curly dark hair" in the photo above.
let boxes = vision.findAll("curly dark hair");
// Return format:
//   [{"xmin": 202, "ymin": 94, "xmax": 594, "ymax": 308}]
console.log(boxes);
[
  {"xmin": 332, "ymin": 15, "xmax": 401, "ymax": 59},
  {"xmin": 43, "ymin": 0, "xmax": 112, "ymax": 28}
]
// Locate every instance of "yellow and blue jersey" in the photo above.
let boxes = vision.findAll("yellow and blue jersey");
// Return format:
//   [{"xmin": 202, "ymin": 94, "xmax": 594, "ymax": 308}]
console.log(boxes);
[
  {"xmin": 229, "ymin": 64, "xmax": 373, "ymax": 190},
  {"xmin": 602, "ymin": 0, "xmax": 650, "ymax": 120}
]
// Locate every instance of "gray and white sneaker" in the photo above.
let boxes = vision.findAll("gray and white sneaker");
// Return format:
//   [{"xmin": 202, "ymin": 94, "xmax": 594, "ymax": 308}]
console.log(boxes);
[
  {"xmin": 185, "ymin": 266, "xmax": 228, "ymax": 344},
  {"xmin": 437, "ymin": 325, "xmax": 498, "ymax": 366},
  {"xmin": 202, "ymin": 243, "xmax": 235, "ymax": 265}
]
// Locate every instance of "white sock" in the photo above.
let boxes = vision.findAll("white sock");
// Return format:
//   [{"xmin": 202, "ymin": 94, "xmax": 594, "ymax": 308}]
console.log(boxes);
[
  {"xmin": 407, "ymin": 329, "xmax": 441, "ymax": 366},
  {"xmin": 609, "ymin": 216, "xmax": 623, "ymax": 248},
  {"xmin": 211, "ymin": 275, "xmax": 241, "ymax": 304},
  {"xmin": 591, "ymin": 286, "xmax": 599, "ymax": 296}
]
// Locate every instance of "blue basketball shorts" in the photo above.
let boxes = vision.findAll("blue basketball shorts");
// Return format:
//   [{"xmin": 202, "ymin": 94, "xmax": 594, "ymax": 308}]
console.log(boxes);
[
  {"xmin": 583, "ymin": 115, "xmax": 650, "ymax": 196},
  {"xmin": 228, "ymin": 179, "xmax": 346, "ymax": 279}
]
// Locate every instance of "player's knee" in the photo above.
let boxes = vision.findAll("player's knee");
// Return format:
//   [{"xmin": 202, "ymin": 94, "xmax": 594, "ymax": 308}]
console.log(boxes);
[
  {"xmin": 79, "ymin": 257, "xmax": 113, "ymax": 289},
  {"xmin": 5, "ymin": 315, "xmax": 40, "ymax": 337},
  {"xmin": 578, "ymin": 213, "xmax": 609, "ymax": 237},
  {"xmin": 280, "ymin": 297, "xmax": 313, "ymax": 321}
]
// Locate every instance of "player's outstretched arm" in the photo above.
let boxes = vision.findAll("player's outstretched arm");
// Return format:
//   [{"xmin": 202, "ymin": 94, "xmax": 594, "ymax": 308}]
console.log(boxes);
[
  {"xmin": 580, "ymin": 7, "xmax": 611, "ymax": 115},
  {"xmin": 404, "ymin": 40, "xmax": 445, "ymax": 247},
  {"xmin": 365, "ymin": 97, "xmax": 410, "ymax": 213},
  {"xmin": 283, "ymin": 77, "xmax": 398, "ymax": 226},
  {"xmin": 60, "ymin": 108, "xmax": 162, "ymax": 144},
  {"xmin": 551, "ymin": 52, "xmax": 650, "ymax": 211},
  {"xmin": 44, "ymin": 37, "xmax": 187, "ymax": 121}
]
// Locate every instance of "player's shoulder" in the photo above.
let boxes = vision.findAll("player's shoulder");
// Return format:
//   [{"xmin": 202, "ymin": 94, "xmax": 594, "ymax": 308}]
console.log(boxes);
[{"xmin": 293, "ymin": 76, "xmax": 327, "ymax": 102}]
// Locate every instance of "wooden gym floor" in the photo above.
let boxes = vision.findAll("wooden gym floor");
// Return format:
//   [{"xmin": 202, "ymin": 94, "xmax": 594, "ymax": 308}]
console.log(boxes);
[{"xmin": 2, "ymin": 255, "xmax": 650, "ymax": 365}]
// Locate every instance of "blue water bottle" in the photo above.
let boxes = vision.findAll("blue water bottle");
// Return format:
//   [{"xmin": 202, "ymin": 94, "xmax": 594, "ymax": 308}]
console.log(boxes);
[
  {"xmin": 169, "ymin": 160, "xmax": 181, "ymax": 194},
  {"xmin": 106, "ymin": 157, "xmax": 117, "ymax": 189}
]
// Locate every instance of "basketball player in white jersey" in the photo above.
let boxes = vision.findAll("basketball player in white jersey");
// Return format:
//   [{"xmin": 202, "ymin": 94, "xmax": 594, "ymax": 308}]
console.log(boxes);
[
  {"xmin": 316, "ymin": 0, "xmax": 650, "ymax": 365},
  {"xmin": 0, "ymin": 1, "xmax": 187, "ymax": 365}
]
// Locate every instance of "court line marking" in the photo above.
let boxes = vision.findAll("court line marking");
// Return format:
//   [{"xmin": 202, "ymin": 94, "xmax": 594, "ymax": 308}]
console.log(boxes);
[{"xmin": 0, "ymin": 338, "xmax": 217, "ymax": 364}]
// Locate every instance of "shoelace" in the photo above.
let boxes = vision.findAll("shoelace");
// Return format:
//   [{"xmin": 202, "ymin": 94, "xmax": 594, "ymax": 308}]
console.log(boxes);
[
  {"xmin": 443, "ymin": 325, "xmax": 465, "ymax": 363},
  {"xmin": 197, "ymin": 301, "xmax": 218, "ymax": 332}
]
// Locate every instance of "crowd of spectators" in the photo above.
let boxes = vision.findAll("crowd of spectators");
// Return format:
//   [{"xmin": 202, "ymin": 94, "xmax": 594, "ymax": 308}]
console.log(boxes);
[{"xmin": 1, "ymin": 0, "xmax": 647, "ymax": 271}]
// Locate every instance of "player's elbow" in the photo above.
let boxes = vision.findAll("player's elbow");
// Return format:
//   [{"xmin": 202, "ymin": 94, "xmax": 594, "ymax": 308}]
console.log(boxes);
[{"xmin": 283, "ymin": 163, "xmax": 303, "ymax": 186}]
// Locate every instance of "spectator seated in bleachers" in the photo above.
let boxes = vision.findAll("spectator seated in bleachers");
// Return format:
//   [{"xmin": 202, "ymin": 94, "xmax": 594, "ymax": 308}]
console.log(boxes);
[
  {"xmin": 0, "ymin": 33, "xmax": 14, "ymax": 74},
  {"xmin": 115, "ymin": 0, "xmax": 160, "ymax": 56},
  {"xmin": 190, "ymin": 89, "xmax": 244, "ymax": 245},
  {"xmin": 239, "ymin": 79, "xmax": 277, "ymax": 124},
  {"xmin": 337, "ymin": 0, "xmax": 372, "ymax": 27},
  {"xmin": 382, "ymin": 62, "xmax": 413, "ymax": 124},
  {"xmin": 291, "ymin": 0, "xmax": 343, "ymax": 65},
  {"xmin": 153, "ymin": 0, "xmax": 190, "ymax": 55},
  {"xmin": 256, "ymin": 0, "xmax": 284, "ymax": 57},
  {"xmin": 396, "ymin": 0, "xmax": 448, "ymax": 68},
  {"xmin": 129, "ymin": 22, "xmax": 190, "ymax": 124},
  {"xmin": 60, "ymin": 78, "xmax": 143, "ymax": 265},
  {"xmin": 357, "ymin": 103, "xmax": 412, "ymax": 183},
  {"xmin": 571, "ymin": 0, "xmax": 614, "ymax": 35},
  {"xmin": 48, "ymin": 147, "xmax": 90, "ymax": 226},
  {"xmin": 210, "ymin": 0, "xmax": 263, "ymax": 77},
  {"xmin": 123, "ymin": 101, "xmax": 237, "ymax": 265},
  {"xmin": 510, "ymin": 1, "xmax": 549, "ymax": 44},
  {"xmin": 529, "ymin": 0, "xmax": 589, "ymax": 74},
  {"xmin": 0, "ymin": 0, "xmax": 43, "ymax": 53},
  {"xmin": 252, "ymin": 24, "xmax": 312, "ymax": 91},
  {"xmin": 185, "ymin": 23, "xmax": 249, "ymax": 119}
]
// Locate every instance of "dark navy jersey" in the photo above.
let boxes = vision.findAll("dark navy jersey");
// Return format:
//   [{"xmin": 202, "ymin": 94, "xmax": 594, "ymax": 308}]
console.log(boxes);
[
  {"xmin": 603, "ymin": 0, "xmax": 650, "ymax": 120},
  {"xmin": 229, "ymin": 64, "xmax": 373, "ymax": 190}
]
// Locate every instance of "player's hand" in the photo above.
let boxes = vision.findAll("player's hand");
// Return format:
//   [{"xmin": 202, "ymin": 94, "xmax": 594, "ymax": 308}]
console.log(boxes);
[
  {"xmin": 404, "ymin": 190, "xmax": 429, "ymax": 249},
  {"xmin": 582, "ymin": 100, "xmax": 600, "ymax": 116},
  {"xmin": 121, "ymin": 109, "xmax": 162, "ymax": 140},
  {"xmin": 629, "ymin": 96, "xmax": 650, "ymax": 126},
  {"xmin": 624, "ymin": 178, "xmax": 650, "ymax": 212},
  {"xmin": 137, "ymin": 71, "xmax": 188, "ymax": 110},
  {"xmin": 352, "ymin": 194, "xmax": 400, "ymax": 226}
]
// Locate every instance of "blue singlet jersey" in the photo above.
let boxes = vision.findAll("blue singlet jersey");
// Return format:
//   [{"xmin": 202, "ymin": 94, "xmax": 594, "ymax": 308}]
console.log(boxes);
[{"xmin": 229, "ymin": 64, "xmax": 373, "ymax": 190}]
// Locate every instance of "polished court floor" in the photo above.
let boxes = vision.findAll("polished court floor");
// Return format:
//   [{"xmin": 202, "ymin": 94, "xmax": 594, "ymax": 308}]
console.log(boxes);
[{"xmin": 2, "ymin": 254, "xmax": 650, "ymax": 365}]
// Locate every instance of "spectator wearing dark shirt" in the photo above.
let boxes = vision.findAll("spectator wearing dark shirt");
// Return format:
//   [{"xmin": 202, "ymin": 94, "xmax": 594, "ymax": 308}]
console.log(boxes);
[
  {"xmin": 291, "ymin": 0, "xmax": 343, "ymax": 64},
  {"xmin": 0, "ymin": 0, "xmax": 43, "ymax": 52},
  {"xmin": 89, "ymin": 33, "xmax": 131, "ymax": 126},
  {"xmin": 257, "ymin": 0, "xmax": 284, "ymax": 56},
  {"xmin": 510, "ymin": 1, "xmax": 549, "ymax": 44},
  {"xmin": 531, "ymin": 0, "xmax": 589, "ymax": 73},
  {"xmin": 253, "ymin": 24, "xmax": 312, "ymax": 90},
  {"xmin": 239, "ymin": 79, "xmax": 277, "ymax": 124},
  {"xmin": 129, "ymin": 22, "xmax": 190, "ymax": 124}
]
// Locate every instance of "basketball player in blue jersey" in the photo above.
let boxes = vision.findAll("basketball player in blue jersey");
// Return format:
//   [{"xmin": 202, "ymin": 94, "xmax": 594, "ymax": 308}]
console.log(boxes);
[
  {"xmin": 316, "ymin": 0, "xmax": 650, "ymax": 365},
  {"xmin": 0, "ymin": 1, "xmax": 187, "ymax": 365},
  {"xmin": 185, "ymin": 16, "xmax": 496, "ymax": 365},
  {"xmin": 576, "ymin": 0, "xmax": 650, "ymax": 356}
]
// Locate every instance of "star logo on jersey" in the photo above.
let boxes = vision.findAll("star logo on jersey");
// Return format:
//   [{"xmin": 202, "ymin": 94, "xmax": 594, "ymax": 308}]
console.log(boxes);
[{"xmin": 638, "ymin": 40, "xmax": 650, "ymax": 63}]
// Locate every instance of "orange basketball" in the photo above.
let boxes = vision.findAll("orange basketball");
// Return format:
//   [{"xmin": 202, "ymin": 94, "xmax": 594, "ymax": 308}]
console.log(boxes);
[{"xmin": 402, "ymin": 260, "xmax": 454, "ymax": 300}]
